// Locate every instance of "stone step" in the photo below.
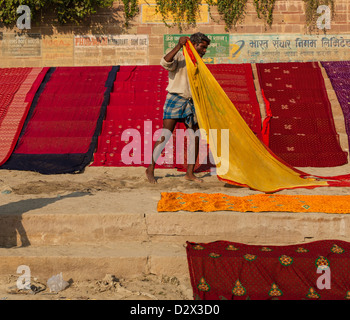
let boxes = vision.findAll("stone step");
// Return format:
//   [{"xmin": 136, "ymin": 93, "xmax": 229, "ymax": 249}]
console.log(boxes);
[
  {"xmin": 0, "ymin": 242, "xmax": 189, "ymax": 283},
  {"xmin": 1, "ymin": 191, "xmax": 350, "ymax": 247}
]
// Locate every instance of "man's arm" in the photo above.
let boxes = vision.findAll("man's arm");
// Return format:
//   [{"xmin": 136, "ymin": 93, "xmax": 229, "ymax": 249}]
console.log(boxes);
[{"xmin": 163, "ymin": 36, "xmax": 190, "ymax": 62}]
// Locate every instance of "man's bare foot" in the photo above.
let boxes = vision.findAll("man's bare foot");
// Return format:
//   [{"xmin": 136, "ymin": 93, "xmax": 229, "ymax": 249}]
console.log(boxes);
[
  {"xmin": 185, "ymin": 173, "xmax": 203, "ymax": 183},
  {"xmin": 146, "ymin": 167, "xmax": 157, "ymax": 184}
]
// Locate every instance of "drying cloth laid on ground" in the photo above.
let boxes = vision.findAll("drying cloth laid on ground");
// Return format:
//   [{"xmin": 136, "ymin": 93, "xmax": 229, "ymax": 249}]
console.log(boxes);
[
  {"xmin": 158, "ymin": 192, "xmax": 350, "ymax": 214},
  {"xmin": 92, "ymin": 65, "xmax": 209, "ymax": 172},
  {"xmin": 207, "ymin": 64, "xmax": 262, "ymax": 140},
  {"xmin": 92, "ymin": 64, "xmax": 261, "ymax": 173},
  {"xmin": 0, "ymin": 67, "xmax": 48, "ymax": 166},
  {"xmin": 183, "ymin": 42, "xmax": 350, "ymax": 192},
  {"xmin": 91, "ymin": 65, "xmax": 173, "ymax": 168},
  {"xmin": 321, "ymin": 61, "xmax": 350, "ymax": 151},
  {"xmin": 1, "ymin": 66, "xmax": 118, "ymax": 174},
  {"xmin": 186, "ymin": 240, "xmax": 350, "ymax": 300},
  {"xmin": 256, "ymin": 62, "xmax": 348, "ymax": 167}
]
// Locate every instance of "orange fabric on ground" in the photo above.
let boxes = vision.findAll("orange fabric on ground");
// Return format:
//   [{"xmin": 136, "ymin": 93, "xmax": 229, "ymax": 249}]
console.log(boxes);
[{"xmin": 157, "ymin": 192, "xmax": 350, "ymax": 214}]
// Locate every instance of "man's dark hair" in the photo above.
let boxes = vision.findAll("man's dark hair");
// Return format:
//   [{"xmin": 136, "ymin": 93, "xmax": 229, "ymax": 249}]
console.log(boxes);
[{"xmin": 190, "ymin": 32, "xmax": 211, "ymax": 45}]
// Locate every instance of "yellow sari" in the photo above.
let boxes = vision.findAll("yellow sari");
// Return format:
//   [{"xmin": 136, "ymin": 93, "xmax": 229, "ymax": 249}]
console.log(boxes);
[{"xmin": 183, "ymin": 41, "xmax": 329, "ymax": 193}]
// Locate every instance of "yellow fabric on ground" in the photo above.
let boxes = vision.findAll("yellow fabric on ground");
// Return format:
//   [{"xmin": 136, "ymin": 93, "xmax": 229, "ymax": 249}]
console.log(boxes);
[
  {"xmin": 157, "ymin": 192, "xmax": 350, "ymax": 213},
  {"xmin": 183, "ymin": 42, "xmax": 328, "ymax": 193}
]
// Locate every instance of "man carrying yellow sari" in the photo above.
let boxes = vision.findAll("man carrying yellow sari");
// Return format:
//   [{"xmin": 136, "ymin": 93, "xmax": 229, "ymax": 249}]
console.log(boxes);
[{"xmin": 146, "ymin": 33, "xmax": 211, "ymax": 184}]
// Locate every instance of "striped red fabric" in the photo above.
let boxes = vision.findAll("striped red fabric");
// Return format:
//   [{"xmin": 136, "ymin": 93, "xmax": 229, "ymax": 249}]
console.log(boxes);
[
  {"xmin": 0, "ymin": 67, "xmax": 48, "ymax": 166},
  {"xmin": 1, "ymin": 66, "xmax": 118, "ymax": 174}
]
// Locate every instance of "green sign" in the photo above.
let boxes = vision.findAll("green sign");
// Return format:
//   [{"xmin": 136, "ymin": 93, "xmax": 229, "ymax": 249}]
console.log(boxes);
[{"xmin": 163, "ymin": 34, "xmax": 229, "ymax": 63}]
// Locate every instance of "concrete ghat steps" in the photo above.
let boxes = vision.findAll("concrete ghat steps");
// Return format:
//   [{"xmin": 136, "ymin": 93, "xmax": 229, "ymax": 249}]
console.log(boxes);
[
  {"xmin": 1, "ymin": 191, "xmax": 350, "ymax": 282},
  {"xmin": 1, "ymin": 210, "xmax": 350, "ymax": 247},
  {"xmin": 0, "ymin": 242, "xmax": 188, "ymax": 282}
]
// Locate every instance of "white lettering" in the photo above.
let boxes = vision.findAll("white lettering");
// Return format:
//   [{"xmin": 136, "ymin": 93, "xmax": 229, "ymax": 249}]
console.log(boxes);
[
  {"xmin": 16, "ymin": 265, "xmax": 31, "ymax": 290},
  {"xmin": 317, "ymin": 5, "xmax": 331, "ymax": 30},
  {"xmin": 317, "ymin": 266, "xmax": 331, "ymax": 290},
  {"xmin": 17, "ymin": 5, "xmax": 31, "ymax": 30}
]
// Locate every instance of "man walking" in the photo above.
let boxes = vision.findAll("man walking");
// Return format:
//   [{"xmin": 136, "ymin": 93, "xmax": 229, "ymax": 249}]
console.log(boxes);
[{"xmin": 146, "ymin": 32, "xmax": 211, "ymax": 184}]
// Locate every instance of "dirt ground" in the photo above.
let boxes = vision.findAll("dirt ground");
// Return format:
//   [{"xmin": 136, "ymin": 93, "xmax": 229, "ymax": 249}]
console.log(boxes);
[
  {"xmin": 0, "ymin": 166, "xmax": 212, "ymax": 301},
  {"xmin": 1, "ymin": 164, "xmax": 350, "ymax": 300},
  {"xmin": 0, "ymin": 272, "xmax": 193, "ymax": 300}
]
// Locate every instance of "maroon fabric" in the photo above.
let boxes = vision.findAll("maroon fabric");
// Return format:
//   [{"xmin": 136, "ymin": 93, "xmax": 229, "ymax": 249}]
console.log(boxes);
[
  {"xmin": 187, "ymin": 240, "xmax": 350, "ymax": 300},
  {"xmin": 257, "ymin": 62, "xmax": 348, "ymax": 167}
]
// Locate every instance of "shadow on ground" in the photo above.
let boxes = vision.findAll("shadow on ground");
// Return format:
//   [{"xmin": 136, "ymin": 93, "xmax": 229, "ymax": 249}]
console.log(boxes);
[{"xmin": 0, "ymin": 192, "xmax": 90, "ymax": 248}]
